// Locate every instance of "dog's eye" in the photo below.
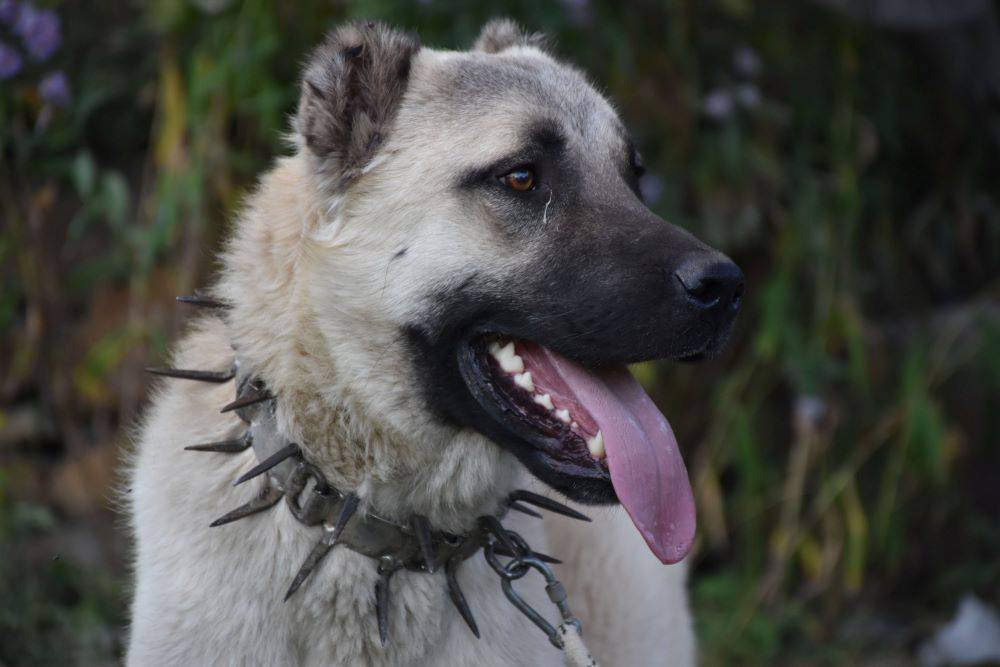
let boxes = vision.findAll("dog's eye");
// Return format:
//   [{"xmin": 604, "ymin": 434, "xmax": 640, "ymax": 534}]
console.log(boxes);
[{"xmin": 500, "ymin": 168, "xmax": 536, "ymax": 192}]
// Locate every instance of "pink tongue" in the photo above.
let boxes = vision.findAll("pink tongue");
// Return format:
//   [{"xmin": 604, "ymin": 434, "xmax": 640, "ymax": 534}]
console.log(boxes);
[{"xmin": 520, "ymin": 344, "xmax": 696, "ymax": 564}]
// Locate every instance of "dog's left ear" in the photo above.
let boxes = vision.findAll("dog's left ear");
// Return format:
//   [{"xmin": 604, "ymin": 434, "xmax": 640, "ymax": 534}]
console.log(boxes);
[{"xmin": 296, "ymin": 21, "xmax": 420, "ymax": 186}]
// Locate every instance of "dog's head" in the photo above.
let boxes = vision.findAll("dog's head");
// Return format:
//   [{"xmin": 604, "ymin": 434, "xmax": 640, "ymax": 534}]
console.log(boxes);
[{"xmin": 232, "ymin": 20, "xmax": 742, "ymax": 563}]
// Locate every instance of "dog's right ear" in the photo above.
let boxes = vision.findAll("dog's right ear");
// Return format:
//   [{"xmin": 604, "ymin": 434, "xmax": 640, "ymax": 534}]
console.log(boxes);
[
  {"xmin": 296, "ymin": 21, "xmax": 420, "ymax": 188},
  {"xmin": 473, "ymin": 18, "xmax": 549, "ymax": 54}
]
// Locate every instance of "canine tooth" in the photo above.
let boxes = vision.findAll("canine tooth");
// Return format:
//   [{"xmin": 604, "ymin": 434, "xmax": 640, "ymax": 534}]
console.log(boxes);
[
  {"xmin": 491, "ymin": 341, "xmax": 524, "ymax": 374},
  {"xmin": 571, "ymin": 422, "xmax": 578, "ymax": 429},
  {"xmin": 555, "ymin": 409, "xmax": 571, "ymax": 423},
  {"xmin": 587, "ymin": 431, "xmax": 605, "ymax": 458},
  {"xmin": 513, "ymin": 372, "xmax": 534, "ymax": 392},
  {"xmin": 533, "ymin": 393, "xmax": 554, "ymax": 410}
]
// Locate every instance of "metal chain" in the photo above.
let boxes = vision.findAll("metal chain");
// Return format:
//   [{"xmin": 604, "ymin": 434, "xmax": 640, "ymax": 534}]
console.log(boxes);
[{"xmin": 483, "ymin": 529, "xmax": 582, "ymax": 651}]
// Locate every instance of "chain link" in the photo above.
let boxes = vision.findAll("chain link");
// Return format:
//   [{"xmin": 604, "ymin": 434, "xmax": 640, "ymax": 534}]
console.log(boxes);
[{"xmin": 483, "ymin": 529, "xmax": 582, "ymax": 650}]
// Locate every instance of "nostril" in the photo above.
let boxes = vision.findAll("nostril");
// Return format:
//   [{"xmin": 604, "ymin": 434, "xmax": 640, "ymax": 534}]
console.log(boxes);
[
  {"xmin": 675, "ymin": 274, "xmax": 721, "ymax": 309},
  {"xmin": 674, "ymin": 256, "xmax": 745, "ymax": 312},
  {"xmin": 730, "ymin": 281, "xmax": 745, "ymax": 311}
]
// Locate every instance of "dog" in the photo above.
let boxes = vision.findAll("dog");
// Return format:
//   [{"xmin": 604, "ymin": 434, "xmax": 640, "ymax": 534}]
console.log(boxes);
[{"xmin": 126, "ymin": 19, "xmax": 743, "ymax": 666}]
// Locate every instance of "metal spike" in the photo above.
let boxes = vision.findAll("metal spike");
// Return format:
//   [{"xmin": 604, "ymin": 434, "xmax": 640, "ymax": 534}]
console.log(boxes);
[
  {"xmin": 185, "ymin": 434, "xmax": 251, "ymax": 453},
  {"xmin": 283, "ymin": 493, "xmax": 360, "ymax": 601},
  {"xmin": 410, "ymin": 514, "xmax": 437, "ymax": 573},
  {"xmin": 480, "ymin": 516, "xmax": 517, "ymax": 555},
  {"xmin": 145, "ymin": 366, "xmax": 235, "ymax": 383},
  {"xmin": 445, "ymin": 556, "xmax": 480, "ymax": 639},
  {"xmin": 233, "ymin": 443, "xmax": 300, "ymax": 486},
  {"xmin": 508, "ymin": 489, "xmax": 590, "ymax": 522},
  {"xmin": 283, "ymin": 538, "xmax": 333, "ymax": 601},
  {"xmin": 209, "ymin": 485, "xmax": 283, "ymax": 527},
  {"xmin": 507, "ymin": 500, "xmax": 542, "ymax": 519},
  {"xmin": 491, "ymin": 543, "xmax": 562, "ymax": 565},
  {"xmin": 176, "ymin": 292, "xmax": 229, "ymax": 309},
  {"xmin": 534, "ymin": 551, "xmax": 562, "ymax": 565},
  {"xmin": 331, "ymin": 493, "xmax": 360, "ymax": 537},
  {"xmin": 375, "ymin": 566, "xmax": 393, "ymax": 645},
  {"xmin": 220, "ymin": 389, "xmax": 273, "ymax": 413}
]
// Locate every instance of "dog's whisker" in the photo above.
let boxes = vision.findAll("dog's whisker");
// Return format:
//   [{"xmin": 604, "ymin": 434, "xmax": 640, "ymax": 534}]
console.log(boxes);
[{"xmin": 541, "ymin": 189, "xmax": 554, "ymax": 225}]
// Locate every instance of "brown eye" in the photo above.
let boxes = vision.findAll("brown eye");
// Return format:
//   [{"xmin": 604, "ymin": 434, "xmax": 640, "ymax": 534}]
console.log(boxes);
[{"xmin": 501, "ymin": 168, "xmax": 535, "ymax": 192}]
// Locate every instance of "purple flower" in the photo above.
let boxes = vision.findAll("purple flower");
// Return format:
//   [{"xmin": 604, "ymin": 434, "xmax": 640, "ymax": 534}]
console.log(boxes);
[
  {"xmin": 0, "ymin": 40, "xmax": 22, "ymax": 79},
  {"xmin": 0, "ymin": 0, "xmax": 20, "ymax": 25},
  {"xmin": 14, "ymin": 4, "xmax": 61, "ymax": 62},
  {"xmin": 38, "ymin": 70, "xmax": 70, "ymax": 107},
  {"xmin": 733, "ymin": 45, "xmax": 761, "ymax": 78},
  {"xmin": 702, "ymin": 88, "xmax": 735, "ymax": 121}
]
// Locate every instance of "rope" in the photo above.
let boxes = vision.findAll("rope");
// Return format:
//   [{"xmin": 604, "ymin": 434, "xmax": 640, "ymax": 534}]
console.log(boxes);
[{"xmin": 558, "ymin": 622, "xmax": 600, "ymax": 667}]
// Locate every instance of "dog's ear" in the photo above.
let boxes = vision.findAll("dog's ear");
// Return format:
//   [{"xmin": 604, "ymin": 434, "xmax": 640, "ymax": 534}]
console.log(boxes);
[
  {"xmin": 473, "ymin": 18, "xmax": 549, "ymax": 54},
  {"xmin": 296, "ymin": 21, "xmax": 420, "ymax": 185}
]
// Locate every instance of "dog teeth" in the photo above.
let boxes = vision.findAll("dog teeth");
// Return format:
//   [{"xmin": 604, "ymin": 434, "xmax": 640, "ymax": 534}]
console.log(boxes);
[
  {"xmin": 533, "ymin": 393, "xmax": 554, "ymax": 410},
  {"xmin": 487, "ymin": 342, "xmax": 585, "ymax": 435},
  {"xmin": 489, "ymin": 341, "xmax": 524, "ymax": 374},
  {"xmin": 513, "ymin": 372, "xmax": 534, "ymax": 392},
  {"xmin": 586, "ymin": 431, "xmax": 605, "ymax": 458}
]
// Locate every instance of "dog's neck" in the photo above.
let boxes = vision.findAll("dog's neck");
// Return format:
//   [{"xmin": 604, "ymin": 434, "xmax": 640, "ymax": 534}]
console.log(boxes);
[{"xmin": 214, "ymin": 155, "xmax": 519, "ymax": 533}]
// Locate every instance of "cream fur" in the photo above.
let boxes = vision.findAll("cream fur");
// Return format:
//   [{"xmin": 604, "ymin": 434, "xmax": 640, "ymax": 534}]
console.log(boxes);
[{"xmin": 127, "ymin": 36, "xmax": 695, "ymax": 666}]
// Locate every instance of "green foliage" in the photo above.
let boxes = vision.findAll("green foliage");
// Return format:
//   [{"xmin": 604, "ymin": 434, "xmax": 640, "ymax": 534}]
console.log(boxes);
[
  {"xmin": 1, "ymin": 1, "xmax": 997, "ymax": 664},
  {"xmin": 0, "ymin": 475, "xmax": 124, "ymax": 665}
]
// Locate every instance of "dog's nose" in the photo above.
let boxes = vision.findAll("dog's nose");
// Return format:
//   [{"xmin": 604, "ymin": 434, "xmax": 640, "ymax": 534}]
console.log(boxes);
[{"xmin": 674, "ymin": 254, "xmax": 744, "ymax": 315}]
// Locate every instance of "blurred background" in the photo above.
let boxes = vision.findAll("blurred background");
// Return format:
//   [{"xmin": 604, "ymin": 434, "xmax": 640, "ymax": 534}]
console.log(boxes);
[{"xmin": 1, "ymin": 1, "xmax": 998, "ymax": 665}]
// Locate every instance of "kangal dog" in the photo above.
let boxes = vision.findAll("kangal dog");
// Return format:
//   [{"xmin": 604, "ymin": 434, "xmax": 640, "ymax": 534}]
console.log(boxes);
[{"xmin": 127, "ymin": 19, "xmax": 744, "ymax": 666}]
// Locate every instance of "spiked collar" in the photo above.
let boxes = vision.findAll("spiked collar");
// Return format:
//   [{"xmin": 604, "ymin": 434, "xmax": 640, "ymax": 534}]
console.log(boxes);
[
  {"xmin": 146, "ymin": 297, "xmax": 596, "ymax": 652},
  {"xmin": 224, "ymin": 365, "xmax": 531, "ymax": 583}
]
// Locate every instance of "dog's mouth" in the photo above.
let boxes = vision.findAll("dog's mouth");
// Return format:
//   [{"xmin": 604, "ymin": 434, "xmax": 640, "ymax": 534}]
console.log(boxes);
[{"xmin": 458, "ymin": 333, "xmax": 696, "ymax": 564}]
